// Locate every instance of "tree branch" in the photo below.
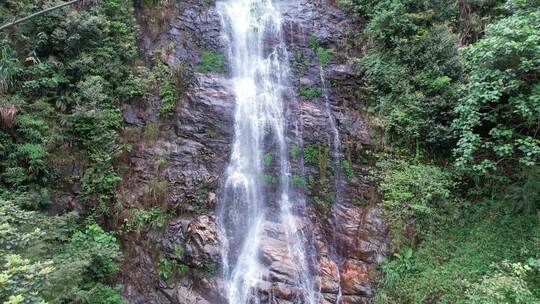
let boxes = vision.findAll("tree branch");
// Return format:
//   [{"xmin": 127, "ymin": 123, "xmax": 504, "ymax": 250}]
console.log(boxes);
[{"xmin": 0, "ymin": 0, "xmax": 83, "ymax": 31}]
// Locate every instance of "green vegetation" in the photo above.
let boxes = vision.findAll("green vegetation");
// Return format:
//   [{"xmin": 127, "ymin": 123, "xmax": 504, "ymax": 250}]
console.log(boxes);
[
  {"xmin": 298, "ymin": 85, "xmax": 321, "ymax": 100},
  {"xmin": 156, "ymin": 257, "xmax": 189, "ymax": 281},
  {"xmin": 151, "ymin": 62, "xmax": 189, "ymax": 118},
  {"xmin": 315, "ymin": 47, "xmax": 331, "ymax": 67},
  {"xmin": 377, "ymin": 155, "xmax": 455, "ymax": 247},
  {"xmin": 454, "ymin": 5, "xmax": 540, "ymax": 175},
  {"xmin": 193, "ymin": 186, "xmax": 210, "ymax": 215},
  {"xmin": 293, "ymin": 50, "xmax": 303, "ymax": 73},
  {"xmin": 122, "ymin": 207, "xmax": 170, "ymax": 232},
  {"xmin": 203, "ymin": 0, "xmax": 216, "ymax": 7},
  {"xmin": 264, "ymin": 153, "xmax": 273, "ymax": 166},
  {"xmin": 375, "ymin": 200, "xmax": 539, "ymax": 303},
  {"xmin": 0, "ymin": 200, "xmax": 123, "ymax": 303},
  {"xmin": 158, "ymin": 80, "xmax": 178, "ymax": 117},
  {"xmin": 303, "ymin": 142, "xmax": 320, "ymax": 166},
  {"xmin": 338, "ymin": 0, "xmax": 462, "ymax": 149},
  {"xmin": 308, "ymin": 35, "xmax": 331, "ymax": 67},
  {"xmin": 264, "ymin": 174, "xmax": 277, "ymax": 186},
  {"xmin": 303, "ymin": 142, "xmax": 335, "ymax": 206},
  {"xmin": 143, "ymin": 122, "xmax": 160, "ymax": 143},
  {"xmin": 291, "ymin": 174, "xmax": 305, "ymax": 188},
  {"xmin": 308, "ymin": 35, "xmax": 320, "ymax": 49},
  {"xmin": 306, "ymin": 173, "xmax": 315, "ymax": 190},
  {"xmin": 197, "ymin": 51, "xmax": 224, "ymax": 73},
  {"xmin": 341, "ymin": 160, "xmax": 354, "ymax": 180},
  {"xmin": 0, "ymin": 0, "xmax": 150, "ymax": 301},
  {"xmin": 289, "ymin": 144, "xmax": 300, "ymax": 159},
  {"xmin": 338, "ymin": 0, "xmax": 540, "ymax": 302}
]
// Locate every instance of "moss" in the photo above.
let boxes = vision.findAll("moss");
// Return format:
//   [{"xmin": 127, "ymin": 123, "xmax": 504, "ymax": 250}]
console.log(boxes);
[
  {"xmin": 309, "ymin": 35, "xmax": 320, "ymax": 50},
  {"xmin": 264, "ymin": 153, "xmax": 273, "ymax": 166},
  {"xmin": 289, "ymin": 144, "xmax": 300, "ymax": 159},
  {"xmin": 342, "ymin": 159, "xmax": 354, "ymax": 180},
  {"xmin": 197, "ymin": 51, "xmax": 224, "ymax": 73},
  {"xmin": 143, "ymin": 122, "xmax": 160, "ymax": 143},
  {"xmin": 316, "ymin": 47, "xmax": 331, "ymax": 67},
  {"xmin": 298, "ymin": 85, "xmax": 321, "ymax": 100},
  {"xmin": 158, "ymin": 80, "xmax": 179, "ymax": 117},
  {"xmin": 291, "ymin": 174, "xmax": 305, "ymax": 188},
  {"xmin": 264, "ymin": 174, "xmax": 277, "ymax": 186}
]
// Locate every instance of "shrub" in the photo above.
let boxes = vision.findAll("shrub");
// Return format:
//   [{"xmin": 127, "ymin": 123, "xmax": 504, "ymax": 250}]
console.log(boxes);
[
  {"xmin": 298, "ymin": 85, "xmax": 321, "ymax": 100},
  {"xmin": 0, "ymin": 254, "xmax": 53, "ymax": 304},
  {"xmin": 308, "ymin": 35, "xmax": 319, "ymax": 49},
  {"xmin": 197, "ymin": 51, "xmax": 224, "ymax": 73},
  {"xmin": 0, "ymin": 1, "xmax": 134, "ymax": 302},
  {"xmin": 377, "ymin": 155, "xmax": 455, "ymax": 246},
  {"xmin": 316, "ymin": 47, "xmax": 331, "ymax": 67},
  {"xmin": 81, "ymin": 163, "xmax": 122, "ymax": 212},
  {"xmin": 291, "ymin": 174, "xmax": 305, "ymax": 188},
  {"xmin": 374, "ymin": 200, "xmax": 539, "ymax": 304},
  {"xmin": 342, "ymin": 160, "xmax": 354, "ymax": 180},
  {"xmin": 156, "ymin": 257, "xmax": 189, "ymax": 281},
  {"xmin": 453, "ymin": 6, "xmax": 540, "ymax": 175},
  {"xmin": 0, "ymin": 44, "xmax": 21, "ymax": 95},
  {"xmin": 289, "ymin": 144, "xmax": 300, "ymax": 159},
  {"xmin": 264, "ymin": 153, "xmax": 273, "ymax": 166},
  {"xmin": 171, "ymin": 62, "xmax": 192, "ymax": 91},
  {"xmin": 67, "ymin": 223, "xmax": 121, "ymax": 280},
  {"xmin": 158, "ymin": 80, "xmax": 178, "ymax": 117},
  {"xmin": 0, "ymin": 199, "xmax": 124, "ymax": 303},
  {"xmin": 80, "ymin": 283, "xmax": 126, "ymax": 304},
  {"xmin": 264, "ymin": 174, "xmax": 277, "ymax": 186},
  {"xmin": 122, "ymin": 207, "xmax": 168, "ymax": 233},
  {"xmin": 466, "ymin": 260, "xmax": 539, "ymax": 303},
  {"xmin": 303, "ymin": 143, "xmax": 319, "ymax": 165}
]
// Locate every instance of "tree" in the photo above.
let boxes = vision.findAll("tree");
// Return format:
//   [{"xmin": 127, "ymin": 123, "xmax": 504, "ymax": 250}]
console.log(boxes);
[{"xmin": 453, "ymin": 1, "xmax": 540, "ymax": 175}]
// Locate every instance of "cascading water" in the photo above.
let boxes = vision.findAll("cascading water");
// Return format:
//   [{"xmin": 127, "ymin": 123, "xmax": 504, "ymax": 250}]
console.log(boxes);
[
  {"xmin": 216, "ymin": 0, "xmax": 317, "ymax": 303},
  {"xmin": 320, "ymin": 67, "xmax": 344, "ymax": 304}
]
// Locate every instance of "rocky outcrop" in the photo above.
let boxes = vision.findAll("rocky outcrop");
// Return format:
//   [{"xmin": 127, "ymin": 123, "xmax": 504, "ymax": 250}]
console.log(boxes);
[
  {"xmin": 279, "ymin": 1, "xmax": 389, "ymax": 302},
  {"xmin": 118, "ymin": 0, "xmax": 388, "ymax": 303}
]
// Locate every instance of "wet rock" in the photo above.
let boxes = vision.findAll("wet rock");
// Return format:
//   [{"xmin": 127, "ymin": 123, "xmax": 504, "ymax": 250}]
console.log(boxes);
[
  {"xmin": 333, "ymin": 203, "xmax": 389, "ymax": 263},
  {"xmin": 318, "ymin": 257, "xmax": 340, "ymax": 293},
  {"xmin": 340, "ymin": 259, "xmax": 375, "ymax": 297},
  {"xmin": 340, "ymin": 295, "xmax": 372, "ymax": 304},
  {"xmin": 259, "ymin": 223, "xmax": 301, "ymax": 285},
  {"xmin": 174, "ymin": 285, "xmax": 212, "ymax": 304},
  {"xmin": 164, "ymin": 215, "xmax": 220, "ymax": 267},
  {"xmin": 123, "ymin": 104, "xmax": 144, "ymax": 127},
  {"xmin": 120, "ymin": 0, "xmax": 389, "ymax": 303}
]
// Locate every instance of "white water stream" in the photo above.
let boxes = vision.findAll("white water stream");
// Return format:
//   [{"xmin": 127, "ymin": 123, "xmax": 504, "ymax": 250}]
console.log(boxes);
[{"xmin": 216, "ymin": 0, "xmax": 318, "ymax": 303}]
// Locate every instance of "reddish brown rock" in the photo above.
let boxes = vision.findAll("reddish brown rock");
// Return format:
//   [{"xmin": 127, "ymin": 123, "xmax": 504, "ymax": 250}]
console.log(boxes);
[
  {"xmin": 318, "ymin": 257, "xmax": 340, "ymax": 293},
  {"xmin": 340, "ymin": 259, "xmax": 375, "ymax": 297}
]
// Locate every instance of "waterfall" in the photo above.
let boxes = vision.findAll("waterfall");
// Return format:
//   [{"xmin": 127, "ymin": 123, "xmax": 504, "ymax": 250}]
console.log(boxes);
[
  {"xmin": 216, "ymin": 0, "xmax": 317, "ymax": 303},
  {"xmin": 320, "ymin": 64, "xmax": 344, "ymax": 304}
]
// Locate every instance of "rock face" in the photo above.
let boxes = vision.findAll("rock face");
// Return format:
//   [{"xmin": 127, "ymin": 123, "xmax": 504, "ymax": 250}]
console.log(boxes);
[{"xmin": 118, "ymin": 0, "xmax": 388, "ymax": 303}]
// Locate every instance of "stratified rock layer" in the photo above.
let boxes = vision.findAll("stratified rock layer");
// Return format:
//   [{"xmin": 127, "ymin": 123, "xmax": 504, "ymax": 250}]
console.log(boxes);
[{"xmin": 119, "ymin": 0, "xmax": 388, "ymax": 303}]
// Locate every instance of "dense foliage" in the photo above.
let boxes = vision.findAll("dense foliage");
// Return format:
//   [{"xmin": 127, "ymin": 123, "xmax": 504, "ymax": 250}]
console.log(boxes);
[
  {"xmin": 340, "ymin": 0, "xmax": 463, "ymax": 149},
  {"xmin": 454, "ymin": 2, "xmax": 540, "ymax": 175},
  {"xmin": 376, "ymin": 200, "xmax": 539, "ymax": 303},
  {"xmin": 339, "ymin": 0, "xmax": 540, "ymax": 302},
  {"xmin": 0, "ymin": 0, "xmax": 140, "ymax": 302},
  {"xmin": 0, "ymin": 199, "xmax": 123, "ymax": 303}
]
